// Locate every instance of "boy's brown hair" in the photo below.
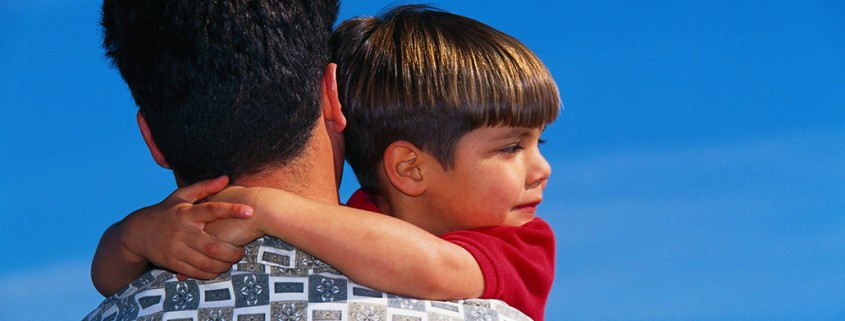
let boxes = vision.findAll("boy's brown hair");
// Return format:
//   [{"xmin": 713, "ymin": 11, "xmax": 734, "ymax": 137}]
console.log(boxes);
[{"xmin": 332, "ymin": 4, "xmax": 561, "ymax": 195}]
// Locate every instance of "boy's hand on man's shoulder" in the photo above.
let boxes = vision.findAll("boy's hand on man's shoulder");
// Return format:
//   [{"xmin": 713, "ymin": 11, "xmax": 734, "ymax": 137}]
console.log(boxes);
[{"xmin": 123, "ymin": 176, "xmax": 253, "ymax": 279}]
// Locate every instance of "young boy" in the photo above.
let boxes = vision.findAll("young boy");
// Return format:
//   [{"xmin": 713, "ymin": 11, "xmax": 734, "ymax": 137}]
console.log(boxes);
[{"xmin": 94, "ymin": 5, "xmax": 560, "ymax": 320}]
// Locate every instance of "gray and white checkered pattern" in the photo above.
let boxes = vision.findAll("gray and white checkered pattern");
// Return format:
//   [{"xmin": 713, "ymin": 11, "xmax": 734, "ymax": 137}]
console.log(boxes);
[{"xmin": 84, "ymin": 236, "xmax": 532, "ymax": 321}]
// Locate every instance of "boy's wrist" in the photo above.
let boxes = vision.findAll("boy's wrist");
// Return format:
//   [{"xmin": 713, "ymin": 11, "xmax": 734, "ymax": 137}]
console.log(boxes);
[
  {"xmin": 251, "ymin": 186, "xmax": 301, "ymax": 237},
  {"xmin": 231, "ymin": 186, "xmax": 270, "ymax": 236}
]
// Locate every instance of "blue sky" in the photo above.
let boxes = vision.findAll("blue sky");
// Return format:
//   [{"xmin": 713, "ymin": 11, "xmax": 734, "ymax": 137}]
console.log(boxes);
[{"xmin": 1, "ymin": 1, "xmax": 843, "ymax": 320}]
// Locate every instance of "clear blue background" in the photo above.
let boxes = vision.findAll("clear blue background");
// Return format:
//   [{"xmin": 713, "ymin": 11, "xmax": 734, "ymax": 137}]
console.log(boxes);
[{"xmin": 1, "ymin": 1, "xmax": 843, "ymax": 320}]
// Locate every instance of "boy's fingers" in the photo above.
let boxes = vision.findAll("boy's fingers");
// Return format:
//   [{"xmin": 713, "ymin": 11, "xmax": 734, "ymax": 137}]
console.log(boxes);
[
  {"xmin": 195, "ymin": 257, "xmax": 237, "ymax": 275},
  {"xmin": 189, "ymin": 235, "xmax": 246, "ymax": 264},
  {"xmin": 169, "ymin": 259, "xmax": 227, "ymax": 280},
  {"xmin": 167, "ymin": 246, "xmax": 236, "ymax": 279},
  {"xmin": 193, "ymin": 202, "xmax": 254, "ymax": 222},
  {"xmin": 171, "ymin": 176, "xmax": 230, "ymax": 203},
  {"xmin": 184, "ymin": 255, "xmax": 236, "ymax": 276}
]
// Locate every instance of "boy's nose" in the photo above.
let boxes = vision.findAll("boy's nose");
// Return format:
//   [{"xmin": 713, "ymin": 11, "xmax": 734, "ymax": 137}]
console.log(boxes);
[{"xmin": 526, "ymin": 149, "xmax": 552, "ymax": 188}]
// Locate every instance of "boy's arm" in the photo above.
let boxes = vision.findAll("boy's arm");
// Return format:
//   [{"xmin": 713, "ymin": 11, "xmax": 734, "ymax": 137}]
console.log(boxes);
[
  {"xmin": 206, "ymin": 186, "xmax": 485, "ymax": 300},
  {"xmin": 91, "ymin": 177, "xmax": 253, "ymax": 297}
]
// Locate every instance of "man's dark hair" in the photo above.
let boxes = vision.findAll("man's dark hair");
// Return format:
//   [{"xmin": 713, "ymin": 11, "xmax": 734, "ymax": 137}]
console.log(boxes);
[
  {"xmin": 102, "ymin": 0, "xmax": 339, "ymax": 184},
  {"xmin": 332, "ymin": 5, "xmax": 560, "ymax": 195}
]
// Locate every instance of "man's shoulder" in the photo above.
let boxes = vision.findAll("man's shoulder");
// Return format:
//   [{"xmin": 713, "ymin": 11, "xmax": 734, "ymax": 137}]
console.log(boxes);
[{"xmin": 84, "ymin": 236, "xmax": 533, "ymax": 321}]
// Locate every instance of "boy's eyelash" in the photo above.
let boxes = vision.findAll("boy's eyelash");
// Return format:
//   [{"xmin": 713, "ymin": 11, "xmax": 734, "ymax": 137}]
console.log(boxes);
[
  {"xmin": 500, "ymin": 144, "xmax": 524, "ymax": 154},
  {"xmin": 499, "ymin": 137, "xmax": 544, "ymax": 154}
]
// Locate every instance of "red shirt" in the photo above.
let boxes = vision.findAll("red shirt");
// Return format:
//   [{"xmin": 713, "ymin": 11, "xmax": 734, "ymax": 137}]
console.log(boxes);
[{"xmin": 346, "ymin": 189, "xmax": 555, "ymax": 321}]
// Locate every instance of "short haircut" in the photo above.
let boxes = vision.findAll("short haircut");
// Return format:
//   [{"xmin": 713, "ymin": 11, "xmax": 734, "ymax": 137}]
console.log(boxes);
[
  {"xmin": 102, "ymin": 0, "xmax": 339, "ymax": 184},
  {"xmin": 332, "ymin": 5, "xmax": 561, "ymax": 195}
]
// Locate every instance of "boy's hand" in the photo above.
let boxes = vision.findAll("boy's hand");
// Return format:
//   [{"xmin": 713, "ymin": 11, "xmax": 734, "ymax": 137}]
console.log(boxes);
[{"xmin": 122, "ymin": 176, "xmax": 253, "ymax": 280}]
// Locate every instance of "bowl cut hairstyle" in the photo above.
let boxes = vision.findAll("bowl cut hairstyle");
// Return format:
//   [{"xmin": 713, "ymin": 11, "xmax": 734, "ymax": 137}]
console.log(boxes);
[{"xmin": 332, "ymin": 5, "xmax": 561, "ymax": 195}]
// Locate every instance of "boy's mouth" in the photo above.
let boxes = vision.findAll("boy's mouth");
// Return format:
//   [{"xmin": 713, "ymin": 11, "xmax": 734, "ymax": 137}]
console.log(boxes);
[{"xmin": 513, "ymin": 200, "xmax": 542, "ymax": 213}]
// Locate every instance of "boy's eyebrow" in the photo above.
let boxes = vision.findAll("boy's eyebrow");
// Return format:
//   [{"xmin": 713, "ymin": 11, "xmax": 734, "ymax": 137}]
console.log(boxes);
[{"xmin": 492, "ymin": 127, "xmax": 533, "ymax": 140}]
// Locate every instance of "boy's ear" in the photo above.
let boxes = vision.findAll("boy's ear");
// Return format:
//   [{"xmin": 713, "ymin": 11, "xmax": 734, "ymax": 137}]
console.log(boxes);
[
  {"xmin": 321, "ymin": 63, "xmax": 346, "ymax": 133},
  {"xmin": 383, "ymin": 141, "xmax": 426, "ymax": 197},
  {"xmin": 136, "ymin": 111, "xmax": 170, "ymax": 169}
]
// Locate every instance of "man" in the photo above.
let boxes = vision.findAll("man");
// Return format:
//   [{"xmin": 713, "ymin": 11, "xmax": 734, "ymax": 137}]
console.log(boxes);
[{"xmin": 85, "ymin": 0, "xmax": 531, "ymax": 320}]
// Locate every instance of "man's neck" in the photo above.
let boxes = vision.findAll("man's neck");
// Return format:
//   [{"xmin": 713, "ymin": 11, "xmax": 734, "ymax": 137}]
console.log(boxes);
[
  {"xmin": 234, "ymin": 164, "xmax": 340, "ymax": 205},
  {"xmin": 232, "ymin": 120, "xmax": 342, "ymax": 205}
]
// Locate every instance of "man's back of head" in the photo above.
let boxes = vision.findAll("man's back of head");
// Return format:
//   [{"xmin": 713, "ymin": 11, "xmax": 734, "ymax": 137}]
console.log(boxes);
[{"xmin": 102, "ymin": 0, "xmax": 340, "ymax": 184}]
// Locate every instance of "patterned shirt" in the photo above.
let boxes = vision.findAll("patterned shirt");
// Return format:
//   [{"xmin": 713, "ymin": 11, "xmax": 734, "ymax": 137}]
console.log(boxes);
[{"xmin": 83, "ymin": 236, "xmax": 533, "ymax": 321}]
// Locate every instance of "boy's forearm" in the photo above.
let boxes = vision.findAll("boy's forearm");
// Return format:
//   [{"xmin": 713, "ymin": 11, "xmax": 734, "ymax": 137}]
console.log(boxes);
[
  {"xmin": 251, "ymin": 188, "xmax": 485, "ymax": 299},
  {"xmin": 90, "ymin": 219, "xmax": 150, "ymax": 297}
]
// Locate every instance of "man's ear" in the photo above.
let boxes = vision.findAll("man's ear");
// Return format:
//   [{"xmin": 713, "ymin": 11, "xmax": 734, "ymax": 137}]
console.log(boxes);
[
  {"xmin": 136, "ymin": 111, "xmax": 170, "ymax": 169},
  {"xmin": 321, "ymin": 63, "xmax": 346, "ymax": 133},
  {"xmin": 383, "ymin": 141, "xmax": 426, "ymax": 197}
]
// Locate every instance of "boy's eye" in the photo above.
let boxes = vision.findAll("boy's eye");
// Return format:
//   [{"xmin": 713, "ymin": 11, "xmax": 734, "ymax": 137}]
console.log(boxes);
[{"xmin": 499, "ymin": 144, "xmax": 524, "ymax": 154}]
